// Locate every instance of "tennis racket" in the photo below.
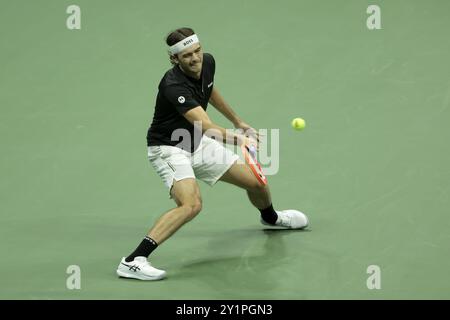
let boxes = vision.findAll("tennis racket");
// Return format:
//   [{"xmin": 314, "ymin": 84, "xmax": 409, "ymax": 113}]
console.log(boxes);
[{"xmin": 241, "ymin": 144, "xmax": 267, "ymax": 186}]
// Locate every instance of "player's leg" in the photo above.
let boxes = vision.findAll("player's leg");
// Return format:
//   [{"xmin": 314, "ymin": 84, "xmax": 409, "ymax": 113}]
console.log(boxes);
[
  {"xmin": 192, "ymin": 136, "xmax": 308, "ymax": 229},
  {"xmin": 192, "ymin": 136, "xmax": 279, "ymax": 225},
  {"xmin": 117, "ymin": 178, "xmax": 202, "ymax": 281},
  {"xmin": 219, "ymin": 161, "xmax": 309, "ymax": 229},
  {"xmin": 148, "ymin": 178, "xmax": 202, "ymax": 245},
  {"xmin": 117, "ymin": 146, "xmax": 201, "ymax": 280},
  {"xmin": 219, "ymin": 161, "xmax": 272, "ymax": 209}
]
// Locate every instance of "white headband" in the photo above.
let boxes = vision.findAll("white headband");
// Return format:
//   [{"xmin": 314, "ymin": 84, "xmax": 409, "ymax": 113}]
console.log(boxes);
[{"xmin": 168, "ymin": 34, "xmax": 200, "ymax": 55}]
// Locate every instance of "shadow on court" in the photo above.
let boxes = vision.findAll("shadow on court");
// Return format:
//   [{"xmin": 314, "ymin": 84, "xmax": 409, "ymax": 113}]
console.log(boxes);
[{"xmin": 166, "ymin": 228, "xmax": 310, "ymax": 298}]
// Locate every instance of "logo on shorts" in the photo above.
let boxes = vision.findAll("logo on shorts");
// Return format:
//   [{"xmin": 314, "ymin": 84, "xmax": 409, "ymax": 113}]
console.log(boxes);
[{"xmin": 178, "ymin": 96, "xmax": 185, "ymax": 104}]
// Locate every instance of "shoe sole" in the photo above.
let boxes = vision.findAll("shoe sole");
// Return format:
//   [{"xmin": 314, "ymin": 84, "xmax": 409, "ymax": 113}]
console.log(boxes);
[
  {"xmin": 262, "ymin": 224, "xmax": 308, "ymax": 229},
  {"xmin": 261, "ymin": 216, "xmax": 309, "ymax": 229},
  {"xmin": 261, "ymin": 219, "xmax": 309, "ymax": 230},
  {"xmin": 116, "ymin": 269, "xmax": 166, "ymax": 281}
]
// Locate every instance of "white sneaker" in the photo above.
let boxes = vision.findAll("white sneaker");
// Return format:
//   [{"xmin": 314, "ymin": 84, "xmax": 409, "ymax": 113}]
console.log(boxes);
[
  {"xmin": 116, "ymin": 257, "xmax": 166, "ymax": 281},
  {"xmin": 261, "ymin": 209, "xmax": 309, "ymax": 229}
]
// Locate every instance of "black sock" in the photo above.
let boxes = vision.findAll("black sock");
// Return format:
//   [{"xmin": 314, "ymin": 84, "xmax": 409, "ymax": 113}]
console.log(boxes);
[
  {"xmin": 259, "ymin": 204, "xmax": 278, "ymax": 225},
  {"xmin": 125, "ymin": 236, "xmax": 158, "ymax": 262}
]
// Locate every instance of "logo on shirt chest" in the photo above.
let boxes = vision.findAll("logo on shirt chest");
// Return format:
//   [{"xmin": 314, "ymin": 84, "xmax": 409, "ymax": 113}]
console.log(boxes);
[{"xmin": 178, "ymin": 96, "xmax": 185, "ymax": 103}]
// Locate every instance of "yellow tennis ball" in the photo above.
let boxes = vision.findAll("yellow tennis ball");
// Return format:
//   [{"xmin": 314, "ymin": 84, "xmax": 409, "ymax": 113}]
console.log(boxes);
[{"xmin": 291, "ymin": 118, "xmax": 306, "ymax": 130}]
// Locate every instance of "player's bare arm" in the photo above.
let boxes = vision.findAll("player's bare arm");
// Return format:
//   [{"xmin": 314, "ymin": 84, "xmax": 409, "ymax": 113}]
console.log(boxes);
[
  {"xmin": 209, "ymin": 86, "xmax": 261, "ymax": 141},
  {"xmin": 209, "ymin": 86, "xmax": 242, "ymax": 126}
]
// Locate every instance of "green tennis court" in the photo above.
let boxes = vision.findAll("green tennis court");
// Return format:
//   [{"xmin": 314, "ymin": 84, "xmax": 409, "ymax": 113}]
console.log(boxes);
[{"xmin": 1, "ymin": 0, "xmax": 449, "ymax": 299}]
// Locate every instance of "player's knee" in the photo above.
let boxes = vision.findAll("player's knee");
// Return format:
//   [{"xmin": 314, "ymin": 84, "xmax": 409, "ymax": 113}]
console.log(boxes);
[
  {"xmin": 182, "ymin": 199, "xmax": 202, "ymax": 221},
  {"xmin": 191, "ymin": 200, "xmax": 202, "ymax": 216},
  {"xmin": 248, "ymin": 181, "xmax": 266, "ymax": 194}
]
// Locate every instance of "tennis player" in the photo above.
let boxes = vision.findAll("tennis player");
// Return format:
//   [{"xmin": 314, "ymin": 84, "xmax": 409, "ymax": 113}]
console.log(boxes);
[{"xmin": 116, "ymin": 27, "xmax": 309, "ymax": 280}]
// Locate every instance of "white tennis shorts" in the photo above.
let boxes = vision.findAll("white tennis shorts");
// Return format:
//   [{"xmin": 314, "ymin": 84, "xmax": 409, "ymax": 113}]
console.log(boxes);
[{"xmin": 147, "ymin": 135, "xmax": 239, "ymax": 191}]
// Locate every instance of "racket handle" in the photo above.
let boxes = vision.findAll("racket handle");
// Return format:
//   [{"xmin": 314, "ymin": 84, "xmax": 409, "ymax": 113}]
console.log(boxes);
[{"xmin": 248, "ymin": 144, "xmax": 257, "ymax": 158}]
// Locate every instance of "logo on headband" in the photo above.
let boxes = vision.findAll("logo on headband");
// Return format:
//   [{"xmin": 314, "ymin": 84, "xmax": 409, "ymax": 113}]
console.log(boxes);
[{"xmin": 183, "ymin": 39, "xmax": 194, "ymax": 46}]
